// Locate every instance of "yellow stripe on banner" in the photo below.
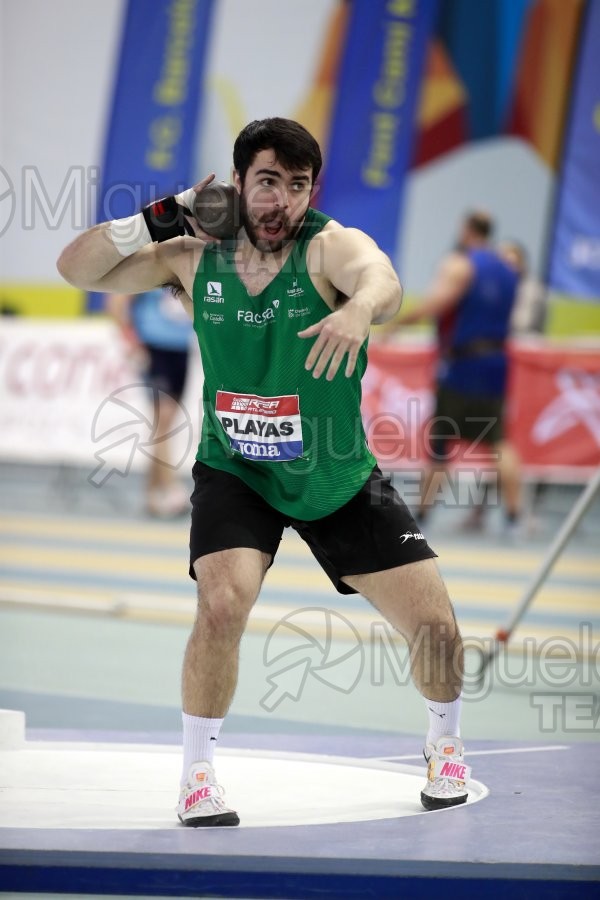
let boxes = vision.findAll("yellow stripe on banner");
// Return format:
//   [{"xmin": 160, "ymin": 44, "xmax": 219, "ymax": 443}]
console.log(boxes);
[
  {"xmin": 0, "ymin": 283, "xmax": 86, "ymax": 317},
  {"xmin": 209, "ymin": 76, "xmax": 247, "ymax": 141},
  {"xmin": 545, "ymin": 295, "xmax": 600, "ymax": 336}
]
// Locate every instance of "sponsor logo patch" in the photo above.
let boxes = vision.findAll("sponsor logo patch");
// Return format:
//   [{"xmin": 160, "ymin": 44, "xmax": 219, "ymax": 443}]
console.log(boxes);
[
  {"xmin": 184, "ymin": 786, "xmax": 212, "ymax": 810},
  {"xmin": 439, "ymin": 761, "xmax": 467, "ymax": 780},
  {"xmin": 236, "ymin": 300, "xmax": 280, "ymax": 327},
  {"xmin": 399, "ymin": 531, "xmax": 425, "ymax": 544},
  {"xmin": 204, "ymin": 281, "xmax": 224, "ymax": 304},
  {"xmin": 237, "ymin": 307, "xmax": 277, "ymax": 326},
  {"xmin": 231, "ymin": 397, "xmax": 280, "ymax": 413},
  {"xmin": 215, "ymin": 391, "xmax": 303, "ymax": 462},
  {"xmin": 286, "ymin": 278, "xmax": 304, "ymax": 298},
  {"xmin": 202, "ymin": 311, "xmax": 224, "ymax": 324}
]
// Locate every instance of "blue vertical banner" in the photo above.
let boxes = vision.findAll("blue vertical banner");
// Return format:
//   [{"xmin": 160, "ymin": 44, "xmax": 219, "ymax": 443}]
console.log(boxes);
[
  {"xmin": 319, "ymin": 0, "xmax": 439, "ymax": 257},
  {"xmin": 548, "ymin": 0, "xmax": 600, "ymax": 301},
  {"xmin": 437, "ymin": 0, "xmax": 534, "ymax": 138},
  {"xmin": 91, "ymin": 0, "xmax": 215, "ymax": 309}
]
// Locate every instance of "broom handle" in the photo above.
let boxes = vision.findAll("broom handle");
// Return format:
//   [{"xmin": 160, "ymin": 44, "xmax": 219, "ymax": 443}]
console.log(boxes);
[{"xmin": 478, "ymin": 468, "xmax": 600, "ymax": 678}]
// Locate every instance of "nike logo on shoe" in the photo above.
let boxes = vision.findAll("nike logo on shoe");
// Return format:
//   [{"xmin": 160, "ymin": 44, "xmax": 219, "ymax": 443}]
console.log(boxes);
[
  {"xmin": 439, "ymin": 761, "xmax": 467, "ymax": 780},
  {"xmin": 185, "ymin": 786, "xmax": 213, "ymax": 810}
]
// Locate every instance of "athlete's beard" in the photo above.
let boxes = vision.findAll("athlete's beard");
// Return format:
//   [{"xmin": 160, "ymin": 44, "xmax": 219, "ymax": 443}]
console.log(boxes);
[{"xmin": 239, "ymin": 192, "xmax": 303, "ymax": 253}]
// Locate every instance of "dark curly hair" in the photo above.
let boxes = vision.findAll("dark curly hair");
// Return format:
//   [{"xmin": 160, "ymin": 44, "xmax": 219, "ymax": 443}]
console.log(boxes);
[{"xmin": 233, "ymin": 118, "xmax": 322, "ymax": 185}]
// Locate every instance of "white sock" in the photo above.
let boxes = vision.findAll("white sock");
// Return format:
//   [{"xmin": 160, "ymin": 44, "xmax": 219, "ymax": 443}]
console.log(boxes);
[
  {"xmin": 425, "ymin": 696, "xmax": 462, "ymax": 746},
  {"xmin": 181, "ymin": 713, "xmax": 223, "ymax": 785}
]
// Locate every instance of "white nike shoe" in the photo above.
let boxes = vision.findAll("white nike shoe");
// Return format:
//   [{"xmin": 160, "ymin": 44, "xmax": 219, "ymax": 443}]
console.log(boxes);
[
  {"xmin": 177, "ymin": 761, "xmax": 240, "ymax": 827},
  {"xmin": 421, "ymin": 736, "xmax": 471, "ymax": 811}
]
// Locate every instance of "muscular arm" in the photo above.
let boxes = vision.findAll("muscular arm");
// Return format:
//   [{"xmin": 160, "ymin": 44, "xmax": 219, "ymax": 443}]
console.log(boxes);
[
  {"xmin": 57, "ymin": 224, "xmax": 175, "ymax": 293},
  {"xmin": 399, "ymin": 252, "xmax": 473, "ymax": 325},
  {"xmin": 56, "ymin": 173, "xmax": 216, "ymax": 294},
  {"xmin": 299, "ymin": 225, "xmax": 402, "ymax": 379},
  {"xmin": 322, "ymin": 226, "xmax": 402, "ymax": 323}
]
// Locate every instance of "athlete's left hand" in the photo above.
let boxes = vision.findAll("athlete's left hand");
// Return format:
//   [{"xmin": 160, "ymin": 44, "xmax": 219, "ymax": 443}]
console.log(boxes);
[{"xmin": 298, "ymin": 304, "xmax": 371, "ymax": 380}]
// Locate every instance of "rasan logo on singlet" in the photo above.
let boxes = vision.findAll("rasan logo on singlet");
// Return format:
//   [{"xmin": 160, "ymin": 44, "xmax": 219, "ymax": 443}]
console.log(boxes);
[
  {"xmin": 237, "ymin": 299, "xmax": 280, "ymax": 327},
  {"xmin": 204, "ymin": 281, "xmax": 224, "ymax": 304}
]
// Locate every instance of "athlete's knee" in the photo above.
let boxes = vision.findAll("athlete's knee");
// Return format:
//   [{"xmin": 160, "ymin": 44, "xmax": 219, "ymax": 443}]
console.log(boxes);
[
  {"xmin": 410, "ymin": 613, "xmax": 462, "ymax": 656},
  {"xmin": 194, "ymin": 579, "xmax": 255, "ymax": 638}
]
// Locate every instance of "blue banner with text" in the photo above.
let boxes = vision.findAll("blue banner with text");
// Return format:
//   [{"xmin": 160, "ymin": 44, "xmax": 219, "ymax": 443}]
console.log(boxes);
[
  {"xmin": 319, "ymin": 0, "xmax": 439, "ymax": 258},
  {"xmin": 548, "ymin": 0, "xmax": 600, "ymax": 301},
  {"xmin": 91, "ymin": 0, "xmax": 214, "ymax": 309}
]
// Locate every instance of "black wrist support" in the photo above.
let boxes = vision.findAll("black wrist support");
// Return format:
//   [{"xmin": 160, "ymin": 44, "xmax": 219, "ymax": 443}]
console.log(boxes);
[{"xmin": 142, "ymin": 196, "xmax": 195, "ymax": 242}]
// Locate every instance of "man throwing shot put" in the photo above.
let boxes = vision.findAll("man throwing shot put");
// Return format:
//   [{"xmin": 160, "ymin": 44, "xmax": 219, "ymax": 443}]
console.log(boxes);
[{"xmin": 57, "ymin": 117, "xmax": 471, "ymax": 825}]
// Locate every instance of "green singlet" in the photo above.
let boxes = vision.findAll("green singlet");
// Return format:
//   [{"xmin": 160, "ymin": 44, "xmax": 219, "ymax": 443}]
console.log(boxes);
[{"xmin": 191, "ymin": 207, "xmax": 376, "ymax": 520}]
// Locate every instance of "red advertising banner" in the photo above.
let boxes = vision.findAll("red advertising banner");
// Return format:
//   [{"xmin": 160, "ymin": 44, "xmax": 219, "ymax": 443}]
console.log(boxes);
[
  {"xmin": 361, "ymin": 343, "xmax": 436, "ymax": 469},
  {"xmin": 363, "ymin": 341, "xmax": 600, "ymax": 473},
  {"xmin": 0, "ymin": 320, "xmax": 597, "ymax": 477},
  {"xmin": 507, "ymin": 343, "xmax": 600, "ymax": 469}
]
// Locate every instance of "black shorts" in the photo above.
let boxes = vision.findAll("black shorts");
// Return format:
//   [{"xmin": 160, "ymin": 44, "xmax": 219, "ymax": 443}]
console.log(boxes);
[
  {"xmin": 144, "ymin": 345, "xmax": 189, "ymax": 401},
  {"xmin": 429, "ymin": 384, "xmax": 505, "ymax": 460},
  {"xmin": 189, "ymin": 462, "xmax": 437, "ymax": 594}
]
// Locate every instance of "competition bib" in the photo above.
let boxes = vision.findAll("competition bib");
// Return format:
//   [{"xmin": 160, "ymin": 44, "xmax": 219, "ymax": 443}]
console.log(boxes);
[{"xmin": 215, "ymin": 391, "xmax": 303, "ymax": 462}]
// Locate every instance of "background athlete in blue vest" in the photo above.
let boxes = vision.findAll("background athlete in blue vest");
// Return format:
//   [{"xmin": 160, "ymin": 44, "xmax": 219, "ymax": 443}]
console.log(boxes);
[
  {"xmin": 395, "ymin": 211, "xmax": 521, "ymax": 533},
  {"xmin": 106, "ymin": 288, "xmax": 194, "ymax": 517}
]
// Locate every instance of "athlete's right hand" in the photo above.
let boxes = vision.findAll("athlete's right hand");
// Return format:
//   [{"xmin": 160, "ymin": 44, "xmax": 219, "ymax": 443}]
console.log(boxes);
[
  {"xmin": 173, "ymin": 174, "xmax": 220, "ymax": 242},
  {"xmin": 141, "ymin": 174, "xmax": 220, "ymax": 245},
  {"xmin": 57, "ymin": 174, "xmax": 222, "ymax": 290}
]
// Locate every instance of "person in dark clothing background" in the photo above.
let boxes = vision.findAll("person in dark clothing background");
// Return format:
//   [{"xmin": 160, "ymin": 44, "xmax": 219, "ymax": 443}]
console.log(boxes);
[{"xmin": 393, "ymin": 211, "xmax": 522, "ymax": 533}]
